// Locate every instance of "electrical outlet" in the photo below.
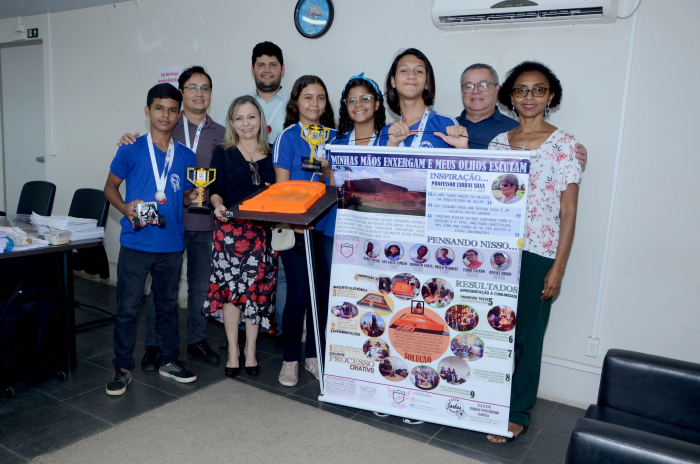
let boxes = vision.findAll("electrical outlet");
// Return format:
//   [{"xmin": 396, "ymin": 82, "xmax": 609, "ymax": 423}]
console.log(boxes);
[
  {"xmin": 49, "ymin": 144, "xmax": 57, "ymax": 156},
  {"xmin": 586, "ymin": 337, "xmax": 599, "ymax": 357}
]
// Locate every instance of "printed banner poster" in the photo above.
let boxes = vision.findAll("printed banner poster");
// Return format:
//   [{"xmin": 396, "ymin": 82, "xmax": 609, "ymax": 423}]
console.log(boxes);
[{"xmin": 321, "ymin": 146, "xmax": 530, "ymax": 436}]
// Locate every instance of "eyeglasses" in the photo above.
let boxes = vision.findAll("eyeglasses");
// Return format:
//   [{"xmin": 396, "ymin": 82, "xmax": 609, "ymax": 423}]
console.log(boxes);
[
  {"xmin": 501, "ymin": 183, "xmax": 514, "ymax": 187},
  {"xmin": 461, "ymin": 81, "xmax": 495, "ymax": 93},
  {"xmin": 344, "ymin": 94, "xmax": 374, "ymax": 107},
  {"xmin": 249, "ymin": 161, "xmax": 260, "ymax": 186},
  {"xmin": 183, "ymin": 85, "xmax": 212, "ymax": 93},
  {"xmin": 512, "ymin": 86, "xmax": 549, "ymax": 98}
]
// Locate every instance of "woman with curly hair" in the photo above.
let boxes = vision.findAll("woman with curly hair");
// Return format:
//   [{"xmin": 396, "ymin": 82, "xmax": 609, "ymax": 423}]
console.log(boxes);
[
  {"xmin": 332, "ymin": 73, "xmax": 386, "ymax": 146},
  {"xmin": 487, "ymin": 61, "xmax": 582, "ymax": 443}
]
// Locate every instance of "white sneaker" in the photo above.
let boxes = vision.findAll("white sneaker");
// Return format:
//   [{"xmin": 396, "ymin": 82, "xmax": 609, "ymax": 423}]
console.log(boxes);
[
  {"xmin": 373, "ymin": 412, "xmax": 389, "ymax": 417},
  {"xmin": 279, "ymin": 361, "xmax": 299, "ymax": 387},
  {"xmin": 305, "ymin": 358, "xmax": 320, "ymax": 380}
]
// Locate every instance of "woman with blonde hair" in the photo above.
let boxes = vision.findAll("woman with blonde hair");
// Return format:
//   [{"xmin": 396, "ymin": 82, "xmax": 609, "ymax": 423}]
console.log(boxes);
[{"xmin": 204, "ymin": 95, "xmax": 277, "ymax": 378}]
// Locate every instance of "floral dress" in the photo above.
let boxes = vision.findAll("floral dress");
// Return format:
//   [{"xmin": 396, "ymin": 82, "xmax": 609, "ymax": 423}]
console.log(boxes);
[
  {"xmin": 489, "ymin": 129, "xmax": 582, "ymax": 258},
  {"xmin": 203, "ymin": 218, "xmax": 277, "ymax": 333}
]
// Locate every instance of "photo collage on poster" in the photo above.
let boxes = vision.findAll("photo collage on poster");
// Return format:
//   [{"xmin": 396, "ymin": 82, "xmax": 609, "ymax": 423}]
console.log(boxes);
[{"xmin": 322, "ymin": 147, "xmax": 530, "ymax": 434}]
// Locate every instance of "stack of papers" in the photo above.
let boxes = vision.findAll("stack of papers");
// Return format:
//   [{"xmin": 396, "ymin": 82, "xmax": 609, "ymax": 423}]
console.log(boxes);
[
  {"xmin": 31, "ymin": 213, "xmax": 97, "ymax": 230},
  {"xmin": 30, "ymin": 212, "xmax": 104, "ymax": 242},
  {"xmin": 69, "ymin": 227, "xmax": 105, "ymax": 240}
]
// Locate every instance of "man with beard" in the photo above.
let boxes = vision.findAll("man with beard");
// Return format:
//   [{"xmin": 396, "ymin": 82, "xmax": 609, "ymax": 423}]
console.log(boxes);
[{"xmin": 218, "ymin": 42, "xmax": 288, "ymax": 143}]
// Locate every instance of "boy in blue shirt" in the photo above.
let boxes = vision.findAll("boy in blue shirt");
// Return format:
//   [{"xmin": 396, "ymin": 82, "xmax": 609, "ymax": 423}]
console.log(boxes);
[{"xmin": 104, "ymin": 83, "xmax": 200, "ymax": 395}]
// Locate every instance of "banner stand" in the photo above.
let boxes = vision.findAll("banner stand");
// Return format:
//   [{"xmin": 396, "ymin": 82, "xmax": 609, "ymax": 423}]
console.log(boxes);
[{"xmin": 305, "ymin": 228, "xmax": 325, "ymax": 394}]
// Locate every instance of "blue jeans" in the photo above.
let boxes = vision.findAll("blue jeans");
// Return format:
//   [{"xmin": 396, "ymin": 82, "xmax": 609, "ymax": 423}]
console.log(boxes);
[
  {"xmin": 113, "ymin": 246, "xmax": 181, "ymax": 370},
  {"xmin": 145, "ymin": 231, "xmax": 212, "ymax": 347}
]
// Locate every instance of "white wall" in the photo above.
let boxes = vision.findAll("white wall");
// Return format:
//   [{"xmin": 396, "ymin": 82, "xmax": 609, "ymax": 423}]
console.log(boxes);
[{"xmin": 0, "ymin": 0, "xmax": 696, "ymax": 408}]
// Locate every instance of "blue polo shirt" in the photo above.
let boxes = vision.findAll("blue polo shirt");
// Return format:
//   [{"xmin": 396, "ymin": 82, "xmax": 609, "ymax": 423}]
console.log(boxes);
[
  {"xmin": 456, "ymin": 106, "xmax": 520, "ymax": 150},
  {"xmin": 110, "ymin": 134, "xmax": 196, "ymax": 253},
  {"xmin": 272, "ymin": 122, "xmax": 338, "ymax": 232},
  {"xmin": 377, "ymin": 111, "xmax": 458, "ymax": 149}
]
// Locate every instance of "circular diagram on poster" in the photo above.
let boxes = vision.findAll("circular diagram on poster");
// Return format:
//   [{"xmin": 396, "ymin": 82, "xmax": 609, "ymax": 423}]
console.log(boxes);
[
  {"xmin": 435, "ymin": 246, "xmax": 455, "ymax": 266},
  {"xmin": 445, "ymin": 305, "xmax": 478, "ymax": 332},
  {"xmin": 378, "ymin": 357, "xmax": 409, "ymax": 382},
  {"xmin": 388, "ymin": 306, "xmax": 450, "ymax": 363},
  {"xmin": 421, "ymin": 277, "xmax": 454, "ymax": 308},
  {"xmin": 462, "ymin": 249, "xmax": 483, "ymax": 269},
  {"xmin": 362, "ymin": 337, "xmax": 390, "ymax": 361},
  {"xmin": 390, "ymin": 273, "xmax": 420, "ymax": 300},
  {"xmin": 384, "ymin": 242, "xmax": 404, "ymax": 261},
  {"xmin": 360, "ymin": 312, "xmax": 385, "ymax": 337},
  {"xmin": 450, "ymin": 334, "xmax": 484, "ymax": 362},
  {"xmin": 410, "ymin": 244, "xmax": 430, "ymax": 264},
  {"xmin": 364, "ymin": 239, "xmax": 381, "ymax": 259},
  {"xmin": 438, "ymin": 356, "xmax": 470, "ymax": 386},
  {"xmin": 330, "ymin": 301, "xmax": 359, "ymax": 319},
  {"xmin": 356, "ymin": 292, "xmax": 394, "ymax": 315},
  {"xmin": 492, "ymin": 173, "xmax": 524, "ymax": 205},
  {"xmin": 487, "ymin": 305, "xmax": 516, "ymax": 332},
  {"xmin": 410, "ymin": 365, "xmax": 440, "ymax": 391},
  {"xmin": 490, "ymin": 251, "xmax": 512, "ymax": 271}
]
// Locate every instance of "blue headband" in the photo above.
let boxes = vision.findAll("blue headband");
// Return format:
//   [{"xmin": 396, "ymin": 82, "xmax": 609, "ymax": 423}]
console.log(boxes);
[{"xmin": 345, "ymin": 72, "xmax": 381, "ymax": 99}]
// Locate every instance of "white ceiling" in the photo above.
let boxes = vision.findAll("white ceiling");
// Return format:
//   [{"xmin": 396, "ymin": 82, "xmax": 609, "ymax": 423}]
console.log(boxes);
[{"xmin": 0, "ymin": 0, "xmax": 132, "ymax": 21}]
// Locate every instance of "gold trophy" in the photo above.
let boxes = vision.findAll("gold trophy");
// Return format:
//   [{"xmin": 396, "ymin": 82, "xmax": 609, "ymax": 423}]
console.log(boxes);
[
  {"xmin": 300, "ymin": 124, "xmax": 330, "ymax": 172},
  {"xmin": 187, "ymin": 168, "xmax": 216, "ymax": 211}
]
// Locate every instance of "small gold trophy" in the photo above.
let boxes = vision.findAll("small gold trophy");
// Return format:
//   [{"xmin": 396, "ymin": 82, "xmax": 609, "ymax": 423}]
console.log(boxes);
[
  {"xmin": 187, "ymin": 168, "xmax": 216, "ymax": 211},
  {"xmin": 300, "ymin": 124, "xmax": 330, "ymax": 172}
]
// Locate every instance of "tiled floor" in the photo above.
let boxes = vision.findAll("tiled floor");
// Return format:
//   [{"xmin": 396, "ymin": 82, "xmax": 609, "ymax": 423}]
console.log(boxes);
[{"xmin": 0, "ymin": 278, "xmax": 585, "ymax": 463}]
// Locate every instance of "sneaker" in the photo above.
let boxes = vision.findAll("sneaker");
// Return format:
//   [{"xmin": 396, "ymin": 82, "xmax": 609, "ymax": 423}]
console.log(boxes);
[
  {"xmin": 305, "ymin": 358, "xmax": 320, "ymax": 380},
  {"xmin": 187, "ymin": 340, "xmax": 220, "ymax": 364},
  {"xmin": 278, "ymin": 361, "xmax": 299, "ymax": 387},
  {"xmin": 373, "ymin": 412, "xmax": 389, "ymax": 417},
  {"xmin": 159, "ymin": 360, "xmax": 197, "ymax": 383},
  {"xmin": 141, "ymin": 346, "xmax": 161, "ymax": 371},
  {"xmin": 106, "ymin": 368, "xmax": 133, "ymax": 396}
]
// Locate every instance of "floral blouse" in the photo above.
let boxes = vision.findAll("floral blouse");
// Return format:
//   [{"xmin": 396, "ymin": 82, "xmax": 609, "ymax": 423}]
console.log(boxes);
[{"xmin": 489, "ymin": 129, "xmax": 582, "ymax": 259}]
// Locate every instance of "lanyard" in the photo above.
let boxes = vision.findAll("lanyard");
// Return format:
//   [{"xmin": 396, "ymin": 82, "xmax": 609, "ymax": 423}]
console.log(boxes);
[
  {"xmin": 147, "ymin": 132, "xmax": 174, "ymax": 195},
  {"xmin": 348, "ymin": 129, "xmax": 376, "ymax": 147},
  {"xmin": 183, "ymin": 115, "xmax": 206, "ymax": 153},
  {"xmin": 399, "ymin": 107, "xmax": 430, "ymax": 148}
]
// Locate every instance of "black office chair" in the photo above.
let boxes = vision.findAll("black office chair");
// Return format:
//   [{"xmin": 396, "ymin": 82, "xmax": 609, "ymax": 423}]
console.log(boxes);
[
  {"xmin": 68, "ymin": 189, "xmax": 113, "ymax": 329},
  {"xmin": 0, "ymin": 180, "xmax": 56, "ymax": 217}
]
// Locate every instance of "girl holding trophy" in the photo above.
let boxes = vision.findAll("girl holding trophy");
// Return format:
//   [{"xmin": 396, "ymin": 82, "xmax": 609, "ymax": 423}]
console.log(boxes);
[{"xmin": 272, "ymin": 75, "xmax": 336, "ymax": 387}]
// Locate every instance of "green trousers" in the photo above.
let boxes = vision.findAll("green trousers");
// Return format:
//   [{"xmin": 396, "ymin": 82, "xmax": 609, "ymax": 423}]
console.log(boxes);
[{"xmin": 509, "ymin": 250, "xmax": 554, "ymax": 426}]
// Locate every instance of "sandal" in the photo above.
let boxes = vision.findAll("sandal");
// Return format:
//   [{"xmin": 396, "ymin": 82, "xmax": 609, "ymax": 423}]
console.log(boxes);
[
  {"xmin": 488, "ymin": 425, "xmax": 528, "ymax": 443},
  {"xmin": 403, "ymin": 418, "xmax": 425, "ymax": 425}
]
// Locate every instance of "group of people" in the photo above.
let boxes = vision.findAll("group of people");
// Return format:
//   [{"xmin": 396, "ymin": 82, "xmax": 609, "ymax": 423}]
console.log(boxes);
[
  {"xmin": 440, "ymin": 366, "xmax": 461, "ymax": 384},
  {"xmin": 104, "ymin": 39, "xmax": 586, "ymax": 443}
]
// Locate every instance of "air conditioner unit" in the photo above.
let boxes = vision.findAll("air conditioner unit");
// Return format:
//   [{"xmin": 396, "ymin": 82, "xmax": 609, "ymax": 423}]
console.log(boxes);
[{"xmin": 432, "ymin": 0, "xmax": 619, "ymax": 30}]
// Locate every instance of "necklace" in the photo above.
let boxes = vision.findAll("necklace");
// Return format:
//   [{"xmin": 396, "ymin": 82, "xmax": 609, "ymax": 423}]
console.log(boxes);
[
  {"xmin": 517, "ymin": 122, "xmax": 544, "ymax": 150},
  {"xmin": 239, "ymin": 145, "xmax": 261, "ymax": 186}
]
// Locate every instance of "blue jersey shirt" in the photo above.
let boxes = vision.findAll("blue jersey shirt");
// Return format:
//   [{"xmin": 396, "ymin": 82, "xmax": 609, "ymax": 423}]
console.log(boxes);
[
  {"xmin": 378, "ymin": 111, "xmax": 458, "ymax": 149},
  {"xmin": 110, "ymin": 134, "xmax": 196, "ymax": 253},
  {"xmin": 323, "ymin": 130, "xmax": 381, "ymax": 238},
  {"xmin": 272, "ymin": 122, "xmax": 338, "ymax": 232},
  {"xmin": 456, "ymin": 106, "xmax": 520, "ymax": 150}
]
